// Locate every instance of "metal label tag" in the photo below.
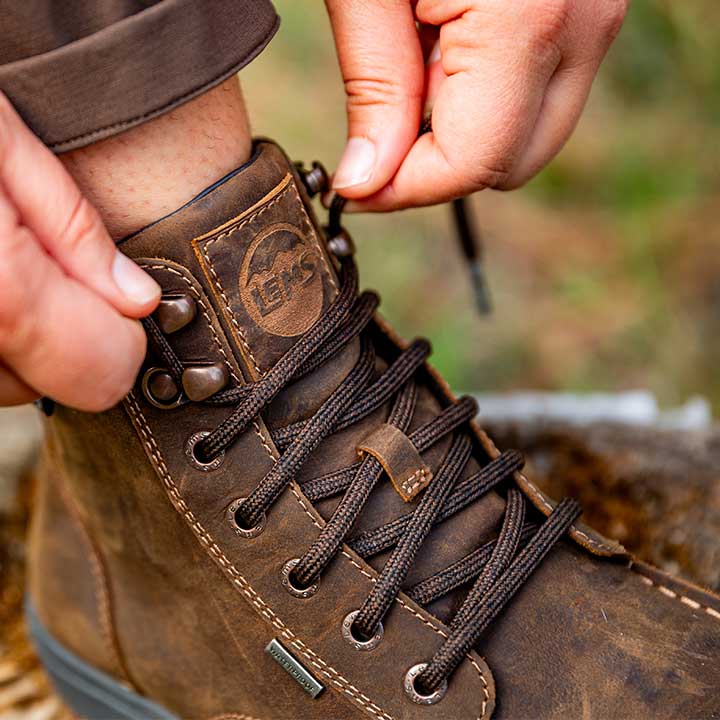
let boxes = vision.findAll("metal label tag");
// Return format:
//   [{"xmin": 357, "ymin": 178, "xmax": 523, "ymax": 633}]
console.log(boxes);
[{"xmin": 265, "ymin": 638, "xmax": 324, "ymax": 698}]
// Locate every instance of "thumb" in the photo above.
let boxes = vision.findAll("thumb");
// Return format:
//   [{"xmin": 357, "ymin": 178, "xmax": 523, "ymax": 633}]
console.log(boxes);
[{"xmin": 326, "ymin": 0, "xmax": 424, "ymax": 199}]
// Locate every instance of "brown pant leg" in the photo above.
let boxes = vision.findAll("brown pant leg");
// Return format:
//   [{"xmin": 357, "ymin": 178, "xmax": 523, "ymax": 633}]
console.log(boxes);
[{"xmin": 0, "ymin": 0, "xmax": 278, "ymax": 152}]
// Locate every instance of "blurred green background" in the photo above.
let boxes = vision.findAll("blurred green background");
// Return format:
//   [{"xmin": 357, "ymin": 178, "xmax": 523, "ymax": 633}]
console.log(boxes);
[{"xmin": 244, "ymin": 0, "xmax": 720, "ymax": 412}]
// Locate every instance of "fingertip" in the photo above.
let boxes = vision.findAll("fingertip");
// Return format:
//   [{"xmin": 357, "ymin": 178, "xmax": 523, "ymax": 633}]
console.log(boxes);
[
  {"xmin": 111, "ymin": 252, "xmax": 161, "ymax": 316},
  {"xmin": 341, "ymin": 184, "xmax": 403, "ymax": 213},
  {"xmin": 332, "ymin": 137, "xmax": 377, "ymax": 193}
]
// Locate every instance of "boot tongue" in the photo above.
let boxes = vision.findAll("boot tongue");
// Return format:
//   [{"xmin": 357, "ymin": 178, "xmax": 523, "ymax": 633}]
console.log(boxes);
[{"xmin": 188, "ymin": 147, "xmax": 340, "ymax": 379}]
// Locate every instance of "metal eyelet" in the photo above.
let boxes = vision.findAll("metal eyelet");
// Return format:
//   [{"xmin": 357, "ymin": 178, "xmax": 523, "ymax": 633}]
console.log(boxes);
[
  {"xmin": 226, "ymin": 497, "xmax": 265, "ymax": 539},
  {"xmin": 185, "ymin": 431, "xmax": 225, "ymax": 472},
  {"xmin": 281, "ymin": 559, "xmax": 319, "ymax": 599},
  {"xmin": 341, "ymin": 610, "xmax": 383, "ymax": 651},
  {"xmin": 403, "ymin": 664, "xmax": 447, "ymax": 705},
  {"xmin": 142, "ymin": 367, "xmax": 185, "ymax": 410},
  {"xmin": 296, "ymin": 161, "xmax": 329, "ymax": 197}
]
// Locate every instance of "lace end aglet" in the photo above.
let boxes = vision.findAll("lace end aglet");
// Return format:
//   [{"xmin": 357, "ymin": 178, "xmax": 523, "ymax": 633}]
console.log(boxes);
[{"xmin": 469, "ymin": 261, "xmax": 492, "ymax": 315}]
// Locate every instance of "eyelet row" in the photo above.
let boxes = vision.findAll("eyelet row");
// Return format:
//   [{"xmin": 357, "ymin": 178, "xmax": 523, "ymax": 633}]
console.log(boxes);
[{"xmin": 223, "ymin": 497, "xmax": 447, "ymax": 705}]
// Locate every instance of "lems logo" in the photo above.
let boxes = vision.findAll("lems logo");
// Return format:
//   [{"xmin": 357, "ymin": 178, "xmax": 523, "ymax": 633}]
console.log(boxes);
[{"xmin": 239, "ymin": 223, "xmax": 324, "ymax": 337}]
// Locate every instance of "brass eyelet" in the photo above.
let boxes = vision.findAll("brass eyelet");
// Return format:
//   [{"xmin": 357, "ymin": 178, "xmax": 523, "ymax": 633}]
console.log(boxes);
[
  {"xmin": 185, "ymin": 431, "xmax": 225, "ymax": 472},
  {"xmin": 281, "ymin": 559, "xmax": 319, "ymax": 599},
  {"xmin": 142, "ymin": 367, "xmax": 185, "ymax": 410},
  {"xmin": 226, "ymin": 497, "xmax": 265, "ymax": 539},
  {"xmin": 341, "ymin": 610, "xmax": 383, "ymax": 651},
  {"xmin": 403, "ymin": 664, "xmax": 447, "ymax": 705}
]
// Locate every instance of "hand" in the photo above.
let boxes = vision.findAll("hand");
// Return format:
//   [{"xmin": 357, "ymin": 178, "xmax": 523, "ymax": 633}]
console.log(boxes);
[
  {"xmin": 0, "ymin": 94, "xmax": 160, "ymax": 410},
  {"xmin": 325, "ymin": 0, "xmax": 628, "ymax": 210}
]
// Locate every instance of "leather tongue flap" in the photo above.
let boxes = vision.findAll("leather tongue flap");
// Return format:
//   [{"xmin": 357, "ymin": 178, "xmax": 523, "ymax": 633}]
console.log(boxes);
[{"xmin": 192, "ymin": 171, "xmax": 338, "ymax": 378}]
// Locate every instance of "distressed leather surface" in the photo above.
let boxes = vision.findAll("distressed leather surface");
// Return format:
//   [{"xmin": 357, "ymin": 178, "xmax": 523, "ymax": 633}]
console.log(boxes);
[{"xmin": 29, "ymin": 141, "xmax": 720, "ymax": 719}]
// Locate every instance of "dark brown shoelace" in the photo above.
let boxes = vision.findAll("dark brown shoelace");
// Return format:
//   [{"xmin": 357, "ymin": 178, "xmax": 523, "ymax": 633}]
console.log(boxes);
[{"xmin": 142, "ymin": 204, "xmax": 581, "ymax": 697}]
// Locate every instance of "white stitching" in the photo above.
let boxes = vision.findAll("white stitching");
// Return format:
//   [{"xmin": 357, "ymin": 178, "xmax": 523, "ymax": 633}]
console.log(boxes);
[
  {"xmin": 198, "ymin": 246, "xmax": 264, "ymax": 377},
  {"xmin": 480, "ymin": 430, "xmax": 616, "ymax": 556},
  {"xmin": 198, "ymin": 182, "xmax": 295, "ymax": 377},
  {"xmin": 140, "ymin": 263, "xmax": 241, "ymax": 384},
  {"xmin": 286, "ymin": 180, "xmax": 337, "ymax": 292},
  {"xmin": 289, "ymin": 485, "xmax": 323, "ymax": 530},
  {"xmin": 56, "ymin": 480, "xmax": 127, "ymax": 679},
  {"xmin": 198, "ymin": 179, "xmax": 338, "ymax": 376},
  {"xmin": 637, "ymin": 573, "xmax": 720, "ymax": 622},
  {"xmin": 141, "ymin": 261, "xmax": 278, "ymax": 464},
  {"xmin": 252, "ymin": 420, "xmax": 278, "ymax": 462},
  {"xmin": 204, "ymin": 188, "xmax": 291, "ymax": 249},
  {"xmin": 401, "ymin": 467, "xmax": 429, "ymax": 496},
  {"xmin": 124, "ymin": 393, "xmax": 397, "ymax": 720},
  {"xmin": 517, "ymin": 470, "xmax": 615, "ymax": 553}
]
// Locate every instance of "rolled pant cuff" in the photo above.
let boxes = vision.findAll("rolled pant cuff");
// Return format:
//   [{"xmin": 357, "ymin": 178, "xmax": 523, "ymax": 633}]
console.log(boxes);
[{"xmin": 0, "ymin": 0, "xmax": 278, "ymax": 153}]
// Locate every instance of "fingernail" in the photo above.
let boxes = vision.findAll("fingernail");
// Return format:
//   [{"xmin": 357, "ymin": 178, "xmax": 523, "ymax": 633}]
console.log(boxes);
[
  {"xmin": 333, "ymin": 138, "xmax": 376, "ymax": 190},
  {"xmin": 112, "ymin": 252, "xmax": 160, "ymax": 306}
]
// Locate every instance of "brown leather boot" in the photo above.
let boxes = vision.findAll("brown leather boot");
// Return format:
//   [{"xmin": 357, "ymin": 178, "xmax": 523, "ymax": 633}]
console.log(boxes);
[{"xmin": 27, "ymin": 140, "xmax": 720, "ymax": 720}]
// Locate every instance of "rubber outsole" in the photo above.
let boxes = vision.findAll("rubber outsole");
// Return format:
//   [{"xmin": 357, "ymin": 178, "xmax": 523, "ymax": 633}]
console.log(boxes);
[{"xmin": 25, "ymin": 601, "xmax": 177, "ymax": 720}]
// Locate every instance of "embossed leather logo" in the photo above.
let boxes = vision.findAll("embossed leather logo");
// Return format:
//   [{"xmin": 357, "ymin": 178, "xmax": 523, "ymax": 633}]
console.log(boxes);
[{"xmin": 239, "ymin": 222, "xmax": 324, "ymax": 337}]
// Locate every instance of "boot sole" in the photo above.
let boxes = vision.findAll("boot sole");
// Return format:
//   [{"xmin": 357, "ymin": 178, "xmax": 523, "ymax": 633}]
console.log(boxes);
[{"xmin": 25, "ymin": 601, "xmax": 177, "ymax": 720}]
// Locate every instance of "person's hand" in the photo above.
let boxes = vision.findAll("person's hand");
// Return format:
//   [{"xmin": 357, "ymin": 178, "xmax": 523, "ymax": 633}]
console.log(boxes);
[
  {"xmin": 325, "ymin": 0, "xmax": 628, "ymax": 210},
  {"xmin": 0, "ymin": 94, "xmax": 160, "ymax": 410}
]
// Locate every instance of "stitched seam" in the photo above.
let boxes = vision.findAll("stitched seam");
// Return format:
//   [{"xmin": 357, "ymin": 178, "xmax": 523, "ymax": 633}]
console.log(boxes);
[
  {"xmin": 337, "ymin": 552, "xmax": 490, "ymax": 717},
  {"xmin": 140, "ymin": 263, "xmax": 241, "ymax": 384},
  {"xmin": 252, "ymin": 420, "xmax": 278, "ymax": 462},
  {"xmin": 198, "ymin": 180, "xmax": 337, "ymax": 377},
  {"xmin": 48, "ymin": 17, "xmax": 279, "ymax": 152},
  {"xmin": 198, "ymin": 243, "xmax": 264, "ymax": 377},
  {"xmin": 517, "ymin": 470, "xmax": 613, "ymax": 553},
  {"xmin": 289, "ymin": 485, "xmax": 323, "ymax": 530},
  {"xmin": 287, "ymin": 180, "xmax": 338, "ymax": 292},
  {"xmin": 402, "ymin": 467, "xmax": 429, "ymax": 495},
  {"xmin": 638, "ymin": 574, "xmax": 720, "ymax": 621},
  {"xmin": 55, "ymin": 479, "xmax": 128, "ymax": 680},
  {"xmin": 124, "ymin": 393, "xmax": 395, "ymax": 720},
  {"xmin": 204, "ymin": 185, "xmax": 292, "ymax": 249},
  {"xmin": 290, "ymin": 473, "xmax": 489, "ymax": 717},
  {"xmin": 482, "ymin": 431, "xmax": 614, "ymax": 555},
  {"xmin": 207, "ymin": 714, "xmax": 262, "ymax": 720}
]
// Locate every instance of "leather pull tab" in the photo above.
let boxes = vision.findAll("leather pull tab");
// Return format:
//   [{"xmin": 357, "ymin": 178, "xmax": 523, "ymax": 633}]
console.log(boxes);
[{"xmin": 357, "ymin": 424, "xmax": 432, "ymax": 502}]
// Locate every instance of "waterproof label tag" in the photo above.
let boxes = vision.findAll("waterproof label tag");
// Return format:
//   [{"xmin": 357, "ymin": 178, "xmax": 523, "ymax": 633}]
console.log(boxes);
[{"xmin": 265, "ymin": 638, "xmax": 324, "ymax": 698}]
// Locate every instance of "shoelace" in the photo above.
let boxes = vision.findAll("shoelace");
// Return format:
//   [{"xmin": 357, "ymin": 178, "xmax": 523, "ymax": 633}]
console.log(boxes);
[{"xmin": 142, "ymin": 201, "xmax": 581, "ymax": 701}]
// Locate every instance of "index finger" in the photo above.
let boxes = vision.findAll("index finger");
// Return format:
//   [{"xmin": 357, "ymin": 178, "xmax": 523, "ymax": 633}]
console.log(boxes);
[{"xmin": 0, "ymin": 93, "xmax": 159, "ymax": 316}]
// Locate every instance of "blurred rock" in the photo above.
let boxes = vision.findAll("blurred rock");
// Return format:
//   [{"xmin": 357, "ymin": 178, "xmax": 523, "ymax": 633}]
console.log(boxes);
[{"xmin": 485, "ymin": 417, "xmax": 720, "ymax": 591}]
